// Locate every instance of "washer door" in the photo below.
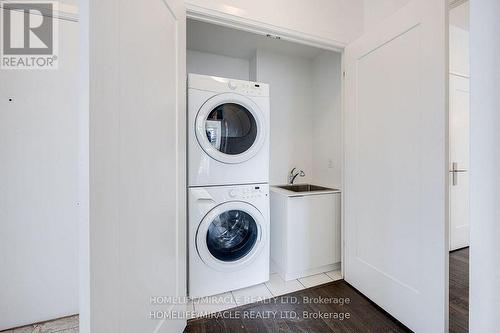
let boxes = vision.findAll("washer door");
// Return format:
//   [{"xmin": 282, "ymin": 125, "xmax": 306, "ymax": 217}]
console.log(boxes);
[
  {"xmin": 196, "ymin": 201, "xmax": 265, "ymax": 272},
  {"xmin": 195, "ymin": 93, "xmax": 266, "ymax": 164}
]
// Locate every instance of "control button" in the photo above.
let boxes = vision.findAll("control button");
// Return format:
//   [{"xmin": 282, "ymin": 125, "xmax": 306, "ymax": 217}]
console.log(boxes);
[
  {"xmin": 229, "ymin": 189, "xmax": 238, "ymax": 198},
  {"xmin": 228, "ymin": 81, "xmax": 237, "ymax": 90}
]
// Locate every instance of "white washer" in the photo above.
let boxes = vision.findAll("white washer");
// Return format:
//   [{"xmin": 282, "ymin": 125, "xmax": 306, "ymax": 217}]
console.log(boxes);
[
  {"xmin": 188, "ymin": 184, "xmax": 270, "ymax": 298},
  {"xmin": 188, "ymin": 74, "xmax": 270, "ymax": 187}
]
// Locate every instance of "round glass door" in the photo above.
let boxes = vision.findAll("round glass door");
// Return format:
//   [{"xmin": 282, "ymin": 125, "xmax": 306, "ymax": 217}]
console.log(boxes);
[
  {"xmin": 196, "ymin": 201, "xmax": 265, "ymax": 270},
  {"xmin": 195, "ymin": 93, "xmax": 266, "ymax": 164},
  {"xmin": 206, "ymin": 210, "xmax": 258, "ymax": 262},
  {"xmin": 204, "ymin": 104, "xmax": 257, "ymax": 155}
]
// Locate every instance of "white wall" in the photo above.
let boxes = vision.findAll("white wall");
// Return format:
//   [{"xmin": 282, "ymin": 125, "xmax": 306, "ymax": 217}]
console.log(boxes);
[
  {"xmin": 249, "ymin": 52, "xmax": 257, "ymax": 82},
  {"xmin": 469, "ymin": 0, "xmax": 500, "ymax": 331},
  {"xmin": 0, "ymin": 15, "xmax": 79, "ymax": 330},
  {"xmin": 187, "ymin": 49, "xmax": 250, "ymax": 80},
  {"xmin": 311, "ymin": 51, "xmax": 343, "ymax": 189},
  {"xmin": 185, "ymin": 0, "xmax": 364, "ymax": 45},
  {"xmin": 255, "ymin": 49, "xmax": 314, "ymax": 185}
]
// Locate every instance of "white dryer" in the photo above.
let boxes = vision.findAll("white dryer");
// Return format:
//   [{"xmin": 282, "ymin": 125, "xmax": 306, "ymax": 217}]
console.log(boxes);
[
  {"xmin": 188, "ymin": 184, "xmax": 270, "ymax": 298},
  {"xmin": 188, "ymin": 74, "xmax": 270, "ymax": 187}
]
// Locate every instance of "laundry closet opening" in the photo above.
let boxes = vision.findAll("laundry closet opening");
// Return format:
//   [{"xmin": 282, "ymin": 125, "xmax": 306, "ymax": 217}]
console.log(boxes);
[{"xmin": 186, "ymin": 18, "xmax": 344, "ymax": 315}]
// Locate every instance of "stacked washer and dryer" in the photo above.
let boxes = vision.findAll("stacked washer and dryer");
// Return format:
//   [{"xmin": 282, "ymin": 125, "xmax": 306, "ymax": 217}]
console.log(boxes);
[{"xmin": 187, "ymin": 74, "xmax": 270, "ymax": 298}]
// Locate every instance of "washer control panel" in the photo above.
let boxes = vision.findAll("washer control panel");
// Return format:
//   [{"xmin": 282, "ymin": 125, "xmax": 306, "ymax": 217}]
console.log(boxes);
[{"xmin": 227, "ymin": 184, "xmax": 269, "ymax": 200}]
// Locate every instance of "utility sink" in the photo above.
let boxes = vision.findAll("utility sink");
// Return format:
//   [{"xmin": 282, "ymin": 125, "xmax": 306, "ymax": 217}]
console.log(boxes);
[{"xmin": 277, "ymin": 184, "xmax": 337, "ymax": 193}]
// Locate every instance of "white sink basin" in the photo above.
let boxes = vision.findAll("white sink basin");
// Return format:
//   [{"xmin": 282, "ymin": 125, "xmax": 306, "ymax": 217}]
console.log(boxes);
[{"xmin": 276, "ymin": 184, "xmax": 338, "ymax": 193}]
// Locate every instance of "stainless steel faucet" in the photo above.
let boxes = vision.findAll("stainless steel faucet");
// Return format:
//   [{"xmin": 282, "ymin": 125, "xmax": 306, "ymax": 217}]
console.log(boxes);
[{"xmin": 288, "ymin": 167, "xmax": 305, "ymax": 185}]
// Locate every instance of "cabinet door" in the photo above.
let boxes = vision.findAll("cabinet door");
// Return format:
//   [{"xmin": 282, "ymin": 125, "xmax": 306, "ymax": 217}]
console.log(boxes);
[
  {"xmin": 288, "ymin": 194, "xmax": 340, "ymax": 275},
  {"xmin": 344, "ymin": 0, "xmax": 448, "ymax": 331}
]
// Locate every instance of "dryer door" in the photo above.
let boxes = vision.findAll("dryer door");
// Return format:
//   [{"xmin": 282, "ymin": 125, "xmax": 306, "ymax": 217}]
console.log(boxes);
[
  {"xmin": 195, "ymin": 93, "xmax": 266, "ymax": 164},
  {"xmin": 196, "ymin": 201, "xmax": 266, "ymax": 272}
]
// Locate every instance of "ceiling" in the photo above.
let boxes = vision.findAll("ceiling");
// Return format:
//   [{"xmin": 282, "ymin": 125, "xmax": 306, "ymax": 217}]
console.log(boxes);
[{"xmin": 187, "ymin": 19, "xmax": 328, "ymax": 60}]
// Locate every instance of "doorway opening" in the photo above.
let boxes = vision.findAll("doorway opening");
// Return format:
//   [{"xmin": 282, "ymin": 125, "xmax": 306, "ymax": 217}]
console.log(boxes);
[{"xmin": 185, "ymin": 17, "xmax": 345, "ymax": 317}]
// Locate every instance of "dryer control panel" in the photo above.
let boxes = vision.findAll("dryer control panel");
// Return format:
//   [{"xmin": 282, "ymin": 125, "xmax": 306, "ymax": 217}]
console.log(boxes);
[
  {"xmin": 226, "ymin": 81, "xmax": 265, "ymax": 97},
  {"xmin": 227, "ymin": 184, "xmax": 269, "ymax": 200},
  {"xmin": 188, "ymin": 73, "xmax": 270, "ymax": 97}
]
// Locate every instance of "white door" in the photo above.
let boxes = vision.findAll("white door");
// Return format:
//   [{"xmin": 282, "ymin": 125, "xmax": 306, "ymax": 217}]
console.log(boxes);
[
  {"xmin": 344, "ymin": 0, "xmax": 448, "ymax": 332},
  {"xmin": 85, "ymin": 0, "xmax": 186, "ymax": 332},
  {"xmin": 0, "ymin": 13, "xmax": 78, "ymax": 330},
  {"xmin": 449, "ymin": 74, "xmax": 470, "ymax": 251}
]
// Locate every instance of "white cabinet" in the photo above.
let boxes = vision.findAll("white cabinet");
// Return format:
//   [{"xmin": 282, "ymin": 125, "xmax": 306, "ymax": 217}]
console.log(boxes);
[{"xmin": 270, "ymin": 189, "xmax": 341, "ymax": 281}]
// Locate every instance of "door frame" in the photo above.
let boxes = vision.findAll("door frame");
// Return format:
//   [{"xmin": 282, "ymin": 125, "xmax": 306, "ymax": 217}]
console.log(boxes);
[
  {"xmin": 185, "ymin": 4, "xmax": 348, "ymax": 280},
  {"xmin": 185, "ymin": 4, "xmax": 345, "ymax": 52}
]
